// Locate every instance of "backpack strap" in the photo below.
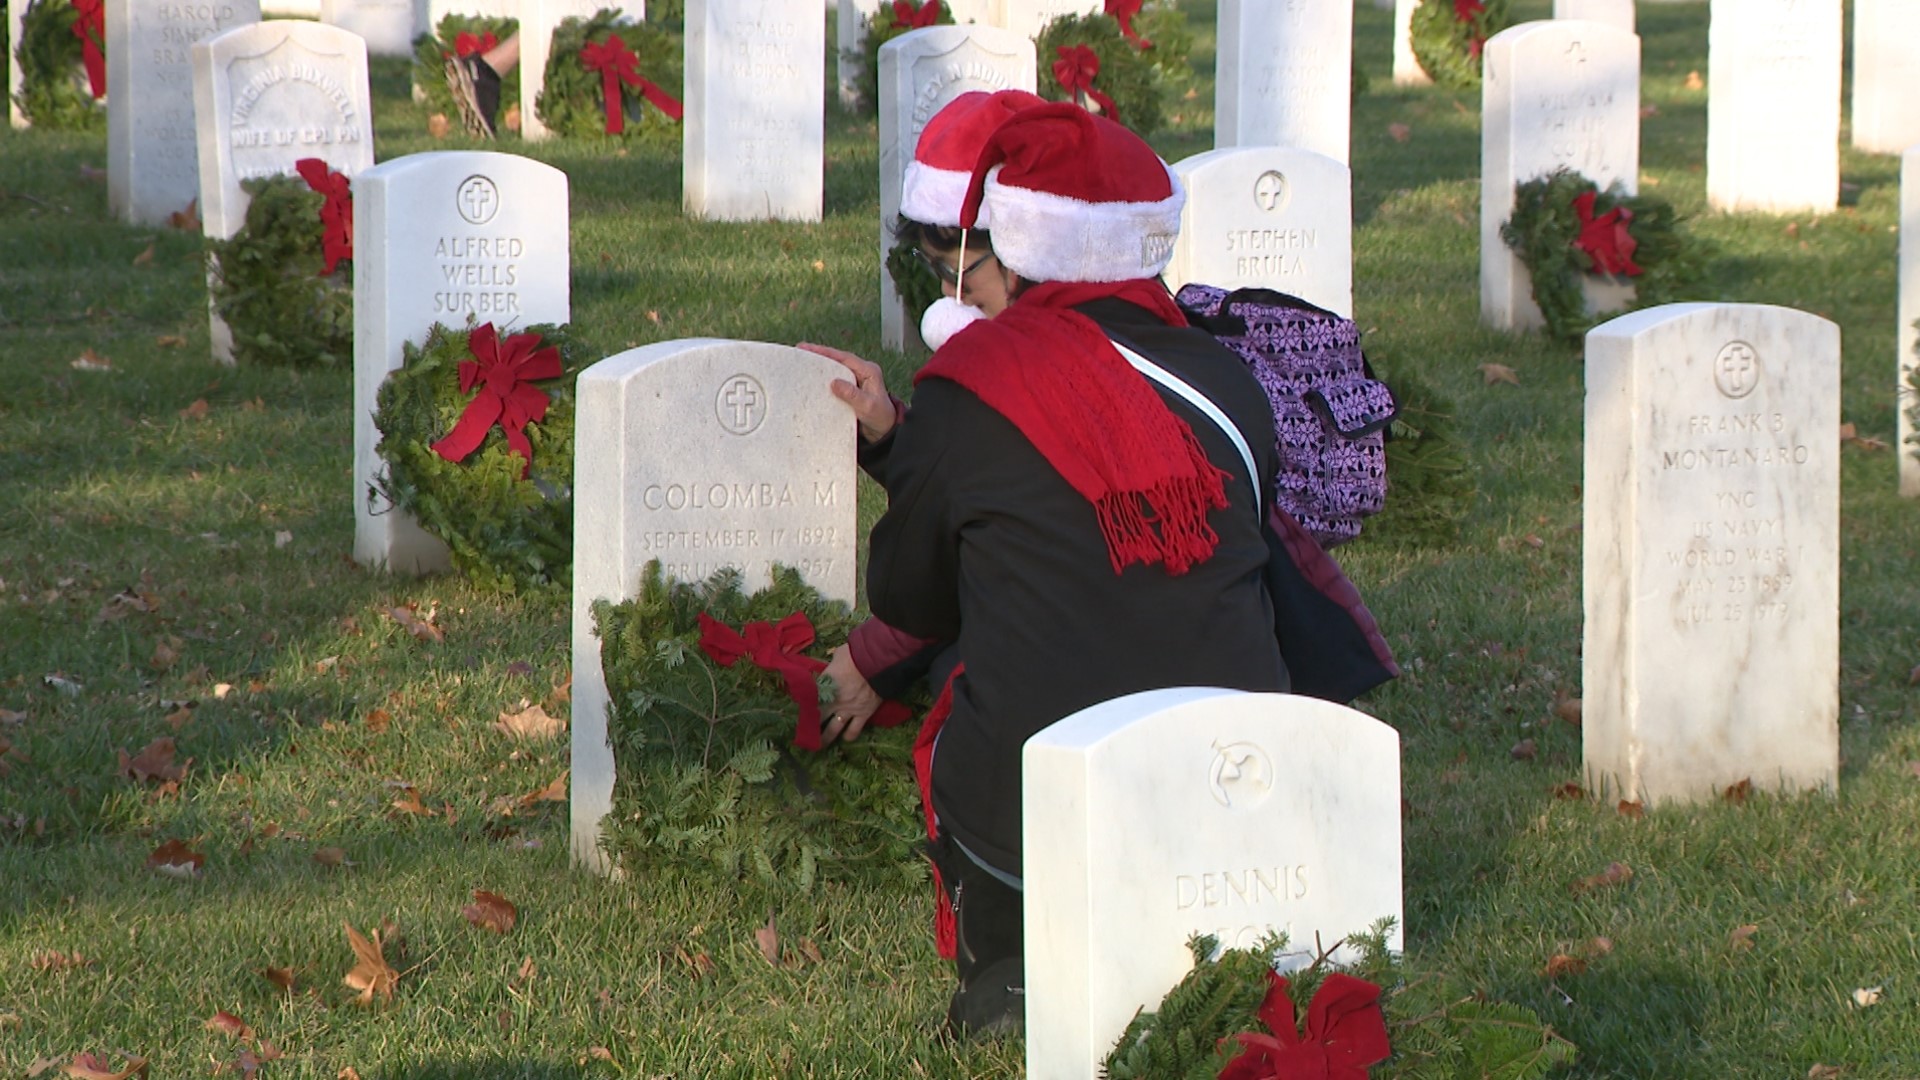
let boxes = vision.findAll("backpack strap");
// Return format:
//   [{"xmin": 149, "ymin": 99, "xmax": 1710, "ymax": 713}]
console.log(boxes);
[{"xmin": 1107, "ymin": 339, "xmax": 1262, "ymax": 518}]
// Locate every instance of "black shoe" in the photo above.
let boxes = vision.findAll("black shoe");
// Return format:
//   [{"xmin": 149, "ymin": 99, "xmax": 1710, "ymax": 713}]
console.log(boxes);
[
  {"xmin": 946, "ymin": 957, "xmax": 1025, "ymax": 1040},
  {"xmin": 445, "ymin": 54, "xmax": 501, "ymax": 138}
]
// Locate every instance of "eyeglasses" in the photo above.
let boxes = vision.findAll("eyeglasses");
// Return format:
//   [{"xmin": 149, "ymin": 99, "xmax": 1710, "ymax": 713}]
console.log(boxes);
[{"xmin": 912, "ymin": 247, "xmax": 995, "ymax": 286}]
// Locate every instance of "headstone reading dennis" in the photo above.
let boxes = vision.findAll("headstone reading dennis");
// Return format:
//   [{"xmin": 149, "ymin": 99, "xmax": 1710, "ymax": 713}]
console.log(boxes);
[
  {"xmin": 1214, "ymin": 0, "xmax": 1352, "ymax": 164},
  {"xmin": 109, "ymin": 0, "xmax": 261, "ymax": 226},
  {"xmin": 320, "ymin": 0, "xmax": 418, "ymax": 57},
  {"xmin": 1706, "ymin": 0, "xmax": 1841, "ymax": 215},
  {"xmin": 1166, "ymin": 146, "xmax": 1354, "ymax": 318},
  {"xmin": 569, "ymin": 340, "xmax": 858, "ymax": 872},
  {"xmin": 1552, "ymin": 0, "xmax": 1632, "ymax": 33},
  {"xmin": 352, "ymin": 151, "xmax": 572, "ymax": 575},
  {"xmin": 1902, "ymin": 147, "xmax": 1919, "ymax": 499},
  {"xmin": 1849, "ymin": 0, "xmax": 1920, "ymax": 156},
  {"xmin": 1584, "ymin": 303, "xmax": 1840, "ymax": 805},
  {"xmin": 518, "ymin": 0, "xmax": 645, "ymax": 142},
  {"xmin": 1392, "ymin": 0, "xmax": 1430, "ymax": 86},
  {"xmin": 1024, "ymin": 687, "xmax": 1403, "ymax": 1079},
  {"xmin": 684, "ymin": 0, "xmax": 824, "ymax": 222},
  {"xmin": 1481, "ymin": 19, "xmax": 1639, "ymax": 332}
]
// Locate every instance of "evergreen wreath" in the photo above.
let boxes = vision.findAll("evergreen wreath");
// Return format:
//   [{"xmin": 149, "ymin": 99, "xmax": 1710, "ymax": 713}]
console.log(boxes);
[
  {"xmin": 1906, "ymin": 330, "xmax": 1919, "ymax": 469},
  {"xmin": 848, "ymin": 0, "xmax": 954, "ymax": 115},
  {"xmin": 14, "ymin": 0, "xmax": 107, "ymax": 132},
  {"xmin": 1035, "ymin": 11, "xmax": 1174, "ymax": 137},
  {"xmin": 534, "ymin": 9, "xmax": 681, "ymax": 142},
  {"xmin": 205, "ymin": 172, "xmax": 352, "ymax": 369},
  {"xmin": 593, "ymin": 562, "xmax": 925, "ymax": 895},
  {"xmin": 1103, "ymin": 924, "xmax": 1577, "ymax": 1079},
  {"xmin": 885, "ymin": 230, "xmax": 944, "ymax": 340},
  {"xmin": 1367, "ymin": 367, "xmax": 1474, "ymax": 548},
  {"xmin": 412, "ymin": 14, "xmax": 520, "ymax": 125},
  {"xmin": 372, "ymin": 321, "xmax": 593, "ymax": 592},
  {"xmin": 1409, "ymin": 0, "xmax": 1510, "ymax": 91},
  {"xmin": 1500, "ymin": 168, "xmax": 1702, "ymax": 342}
]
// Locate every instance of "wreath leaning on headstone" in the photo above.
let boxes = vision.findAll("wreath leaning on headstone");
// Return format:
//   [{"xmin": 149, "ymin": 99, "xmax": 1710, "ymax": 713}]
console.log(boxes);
[
  {"xmin": 1035, "ymin": 7, "xmax": 1185, "ymax": 138},
  {"xmin": 593, "ymin": 561, "xmax": 925, "ymax": 895},
  {"xmin": 534, "ymin": 9, "xmax": 682, "ymax": 141},
  {"xmin": 14, "ymin": 0, "xmax": 107, "ymax": 132},
  {"xmin": 206, "ymin": 162, "xmax": 354, "ymax": 369},
  {"xmin": 849, "ymin": 0, "xmax": 955, "ymax": 115},
  {"xmin": 1500, "ymin": 168, "xmax": 1703, "ymax": 342},
  {"xmin": 885, "ymin": 227, "xmax": 945, "ymax": 342},
  {"xmin": 1366, "ymin": 366, "xmax": 1475, "ymax": 548},
  {"xmin": 1906, "ymin": 330, "xmax": 1920, "ymax": 469},
  {"xmin": 412, "ymin": 14, "xmax": 520, "ymax": 127},
  {"xmin": 1409, "ymin": 0, "xmax": 1510, "ymax": 91},
  {"xmin": 372, "ymin": 321, "xmax": 593, "ymax": 592}
]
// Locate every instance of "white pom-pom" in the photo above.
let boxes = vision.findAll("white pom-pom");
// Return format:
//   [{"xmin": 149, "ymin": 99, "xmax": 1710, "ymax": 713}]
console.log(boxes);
[{"xmin": 919, "ymin": 297, "xmax": 988, "ymax": 350}]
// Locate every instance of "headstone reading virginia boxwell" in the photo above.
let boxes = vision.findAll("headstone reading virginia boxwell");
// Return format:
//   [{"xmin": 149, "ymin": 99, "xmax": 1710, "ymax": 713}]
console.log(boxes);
[
  {"xmin": 684, "ymin": 0, "xmax": 824, "ymax": 222},
  {"xmin": 1166, "ymin": 146, "xmax": 1354, "ymax": 318},
  {"xmin": 569, "ymin": 340, "xmax": 858, "ymax": 871},
  {"xmin": 878, "ymin": 25, "xmax": 1035, "ymax": 350},
  {"xmin": 1481, "ymin": 19, "xmax": 1639, "ymax": 332},
  {"xmin": 320, "ymin": 0, "xmax": 417, "ymax": 57},
  {"xmin": 1849, "ymin": 0, "xmax": 1920, "ymax": 156},
  {"xmin": 518, "ymin": 0, "xmax": 644, "ymax": 142},
  {"xmin": 1902, "ymin": 147, "xmax": 1919, "ymax": 499},
  {"xmin": 1552, "ymin": 0, "xmax": 1632, "ymax": 33},
  {"xmin": 1391, "ymin": 0, "xmax": 1429, "ymax": 86},
  {"xmin": 352, "ymin": 151, "xmax": 572, "ymax": 575},
  {"xmin": 1214, "ymin": 0, "xmax": 1351, "ymax": 164},
  {"xmin": 1583, "ymin": 303, "xmax": 1840, "ymax": 805},
  {"xmin": 109, "ymin": 0, "xmax": 262, "ymax": 227},
  {"xmin": 1024, "ymin": 687, "xmax": 1403, "ymax": 1079},
  {"xmin": 1706, "ymin": 0, "xmax": 1840, "ymax": 215}
]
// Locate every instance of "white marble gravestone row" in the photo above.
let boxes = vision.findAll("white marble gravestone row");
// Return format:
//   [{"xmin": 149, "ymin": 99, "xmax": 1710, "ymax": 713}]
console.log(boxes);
[
  {"xmin": 1215, "ymin": 0, "xmax": 1350, "ymax": 164},
  {"xmin": 1850, "ymin": 0, "xmax": 1920, "ymax": 156},
  {"xmin": 1552, "ymin": 0, "xmax": 1631, "ymax": 34},
  {"xmin": 1024, "ymin": 687, "xmax": 1403, "ymax": 1079},
  {"xmin": 1583, "ymin": 303, "xmax": 1840, "ymax": 805},
  {"xmin": 992, "ymin": 0, "xmax": 1096, "ymax": 41},
  {"xmin": 1902, "ymin": 147, "xmax": 1920, "ymax": 499},
  {"xmin": 1166, "ymin": 147, "xmax": 1354, "ymax": 319},
  {"xmin": 1705, "ymin": 0, "xmax": 1841, "ymax": 215},
  {"xmin": 1481, "ymin": 19, "xmax": 1640, "ymax": 333},
  {"xmin": 684, "ymin": 0, "xmax": 824, "ymax": 222},
  {"xmin": 518, "ymin": 0, "xmax": 644, "ymax": 142},
  {"xmin": 428, "ymin": 0, "xmax": 517, "ymax": 25},
  {"xmin": 320, "ymin": 0, "xmax": 417, "ymax": 56},
  {"xmin": 834, "ymin": 0, "xmax": 881, "ymax": 107},
  {"xmin": 1391, "ymin": 0, "xmax": 1429, "ymax": 86},
  {"xmin": 262, "ymin": 0, "xmax": 322, "ymax": 15},
  {"xmin": 878, "ymin": 25, "xmax": 1035, "ymax": 350},
  {"xmin": 109, "ymin": 0, "xmax": 262, "ymax": 227},
  {"xmin": 352, "ymin": 151, "xmax": 571, "ymax": 574},
  {"xmin": 569, "ymin": 340, "xmax": 858, "ymax": 872}
]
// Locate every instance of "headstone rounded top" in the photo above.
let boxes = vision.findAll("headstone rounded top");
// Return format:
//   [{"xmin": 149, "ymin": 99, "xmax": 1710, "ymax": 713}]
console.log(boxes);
[
  {"xmin": 1586, "ymin": 302, "xmax": 1838, "ymax": 343},
  {"xmin": 1026, "ymin": 687, "xmax": 1400, "ymax": 759}
]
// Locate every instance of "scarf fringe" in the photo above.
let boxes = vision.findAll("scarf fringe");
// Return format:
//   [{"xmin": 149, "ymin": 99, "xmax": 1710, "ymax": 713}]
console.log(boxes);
[{"xmin": 1092, "ymin": 425, "xmax": 1230, "ymax": 576}]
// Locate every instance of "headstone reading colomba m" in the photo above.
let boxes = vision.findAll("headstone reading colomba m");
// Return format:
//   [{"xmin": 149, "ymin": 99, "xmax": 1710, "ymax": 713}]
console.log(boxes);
[
  {"xmin": 1706, "ymin": 0, "xmax": 1841, "ymax": 214},
  {"xmin": 1849, "ymin": 0, "xmax": 1920, "ymax": 155},
  {"xmin": 1214, "ymin": 0, "xmax": 1352, "ymax": 164},
  {"xmin": 684, "ymin": 0, "xmax": 824, "ymax": 222},
  {"xmin": 1166, "ymin": 146, "xmax": 1354, "ymax": 318}
]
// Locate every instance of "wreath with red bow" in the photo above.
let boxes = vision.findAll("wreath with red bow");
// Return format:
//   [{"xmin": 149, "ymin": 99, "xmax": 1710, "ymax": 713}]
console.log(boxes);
[
  {"xmin": 205, "ymin": 164, "xmax": 355, "ymax": 368},
  {"xmin": 1500, "ymin": 168, "xmax": 1704, "ymax": 342},
  {"xmin": 412, "ymin": 13, "xmax": 521, "ymax": 133},
  {"xmin": 848, "ymin": 0, "xmax": 955, "ymax": 114},
  {"xmin": 535, "ymin": 9, "xmax": 683, "ymax": 141},
  {"xmin": 1409, "ymin": 0, "xmax": 1510, "ymax": 90},
  {"xmin": 1033, "ymin": 4, "xmax": 1192, "ymax": 138},
  {"xmin": 14, "ymin": 0, "xmax": 107, "ymax": 132}
]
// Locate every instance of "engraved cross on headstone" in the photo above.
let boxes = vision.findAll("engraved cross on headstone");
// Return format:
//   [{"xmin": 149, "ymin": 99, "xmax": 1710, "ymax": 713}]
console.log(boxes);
[
  {"xmin": 724, "ymin": 378, "xmax": 760, "ymax": 429},
  {"xmin": 458, "ymin": 177, "xmax": 498, "ymax": 224},
  {"xmin": 1254, "ymin": 170, "xmax": 1287, "ymax": 211}
]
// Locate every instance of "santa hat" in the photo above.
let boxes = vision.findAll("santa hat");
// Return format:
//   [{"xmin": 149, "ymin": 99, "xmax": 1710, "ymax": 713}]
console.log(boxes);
[
  {"xmin": 901, "ymin": 90, "xmax": 1047, "ymax": 228},
  {"xmin": 959, "ymin": 102, "xmax": 1184, "ymax": 283}
]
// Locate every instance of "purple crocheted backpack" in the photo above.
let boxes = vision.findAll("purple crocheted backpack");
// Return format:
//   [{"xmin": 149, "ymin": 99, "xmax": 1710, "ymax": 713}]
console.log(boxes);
[{"xmin": 1176, "ymin": 284, "xmax": 1399, "ymax": 547}]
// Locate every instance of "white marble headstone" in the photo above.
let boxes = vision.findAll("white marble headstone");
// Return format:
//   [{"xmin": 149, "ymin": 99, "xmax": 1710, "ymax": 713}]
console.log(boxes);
[
  {"xmin": 1481, "ymin": 20, "xmax": 1640, "ymax": 332},
  {"xmin": 992, "ymin": 0, "xmax": 1097, "ymax": 41},
  {"xmin": 1391, "ymin": 0, "xmax": 1429, "ymax": 86},
  {"xmin": 1583, "ymin": 303, "xmax": 1840, "ymax": 805},
  {"xmin": 569, "ymin": 340, "xmax": 858, "ymax": 872},
  {"xmin": 263, "ymin": 0, "xmax": 322, "ymax": 15},
  {"xmin": 320, "ymin": 0, "xmax": 417, "ymax": 56},
  {"xmin": 8, "ymin": 1, "xmax": 29, "ymax": 130},
  {"xmin": 108, "ymin": 0, "xmax": 262, "ymax": 226},
  {"xmin": 427, "ymin": 0, "xmax": 518, "ymax": 24},
  {"xmin": 684, "ymin": 0, "xmax": 824, "ymax": 222},
  {"xmin": 351, "ymin": 152, "xmax": 571, "ymax": 575},
  {"xmin": 878, "ymin": 25, "xmax": 1035, "ymax": 350},
  {"xmin": 1024, "ymin": 687, "xmax": 1403, "ymax": 1079},
  {"xmin": 1902, "ymin": 147, "xmax": 1920, "ymax": 499},
  {"xmin": 518, "ymin": 0, "xmax": 644, "ymax": 142},
  {"xmin": 1215, "ymin": 0, "xmax": 1351, "ymax": 164},
  {"xmin": 1849, "ymin": 0, "xmax": 1920, "ymax": 156},
  {"xmin": 834, "ymin": 0, "xmax": 883, "ymax": 106},
  {"xmin": 1166, "ymin": 147, "xmax": 1354, "ymax": 318},
  {"xmin": 1552, "ymin": 0, "xmax": 1632, "ymax": 33},
  {"xmin": 1706, "ymin": 0, "xmax": 1840, "ymax": 215}
]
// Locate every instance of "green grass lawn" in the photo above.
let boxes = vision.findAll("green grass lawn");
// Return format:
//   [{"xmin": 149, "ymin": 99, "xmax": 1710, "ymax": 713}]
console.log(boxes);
[{"xmin": 4, "ymin": 1, "xmax": 1919, "ymax": 1076}]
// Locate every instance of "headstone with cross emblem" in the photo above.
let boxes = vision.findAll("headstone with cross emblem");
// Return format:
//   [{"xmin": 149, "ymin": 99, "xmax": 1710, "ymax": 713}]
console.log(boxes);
[
  {"xmin": 1480, "ymin": 20, "xmax": 1640, "ymax": 332},
  {"xmin": 1164, "ymin": 146, "xmax": 1354, "ymax": 317},
  {"xmin": 1215, "ymin": 0, "xmax": 1352, "ymax": 164},
  {"xmin": 684, "ymin": 0, "xmax": 825, "ymax": 222},
  {"xmin": 1707, "ymin": 0, "xmax": 1841, "ymax": 214},
  {"xmin": 1583, "ymin": 303, "xmax": 1841, "ymax": 804},
  {"xmin": 568, "ymin": 339, "xmax": 858, "ymax": 872},
  {"xmin": 1022, "ymin": 687, "xmax": 1403, "ymax": 1078},
  {"xmin": 351, "ymin": 151, "xmax": 572, "ymax": 575},
  {"xmin": 1901, "ymin": 147, "xmax": 1920, "ymax": 499},
  {"xmin": 1391, "ymin": 0, "xmax": 1430, "ymax": 86},
  {"xmin": 1552, "ymin": 0, "xmax": 1632, "ymax": 32},
  {"xmin": 1850, "ymin": 0, "xmax": 1920, "ymax": 156}
]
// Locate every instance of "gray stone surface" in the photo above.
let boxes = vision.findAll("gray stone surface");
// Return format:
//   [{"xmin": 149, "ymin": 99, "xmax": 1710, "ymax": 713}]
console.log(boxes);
[
  {"xmin": 1706, "ymin": 0, "xmax": 1841, "ymax": 214},
  {"xmin": 1167, "ymin": 146, "xmax": 1353, "ymax": 318},
  {"xmin": 1552, "ymin": 0, "xmax": 1631, "ymax": 32},
  {"xmin": 1216, "ymin": 0, "xmax": 1351, "ymax": 164},
  {"xmin": 1903, "ymin": 148, "xmax": 1919, "ymax": 498},
  {"xmin": 1850, "ymin": 0, "xmax": 1920, "ymax": 155},
  {"xmin": 684, "ymin": 0, "xmax": 824, "ymax": 222}
]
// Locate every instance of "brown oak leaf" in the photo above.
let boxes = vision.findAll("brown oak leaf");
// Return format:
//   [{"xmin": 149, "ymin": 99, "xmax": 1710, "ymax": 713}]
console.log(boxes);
[
  {"xmin": 146, "ymin": 838, "xmax": 205, "ymax": 879},
  {"xmin": 755, "ymin": 913, "xmax": 780, "ymax": 966},
  {"xmin": 203, "ymin": 1011, "xmax": 253, "ymax": 1039},
  {"xmin": 462, "ymin": 890, "xmax": 518, "ymax": 935},
  {"xmin": 1616, "ymin": 799, "xmax": 1644, "ymax": 819},
  {"xmin": 260, "ymin": 966, "xmax": 297, "ymax": 994},
  {"xmin": 493, "ymin": 702, "xmax": 565, "ymax": 740},
  {"xmin": 1728, "ymin": 923, "xmax": 1759, "ymax": 952},
  {"xmin": 118, "ymin": 737, "xmax": 187, "ymax": 784},
  {"xmin": 63, "ymin": 1053, "xmax": 148, "ymax": 1080},
  {"xmin": 342, "ymin": 922, "xmax": 399, "ymax": 1005},
  {"xmin": 30, "ymin": 949, "xmax": 92, "ymax": 973},
  {"xmin": 1479, "ymin": 363, "xmax": 1520, "ymax": 386},
  {"xmin": 1723, "ymin": 778, "xmax": 1753, "ymax": 804},
  {"xmin": 386, "ymin": 604, "xmax": 443, "ymax": 643},
  {"xmin": 1570, "ymin": 860, "xmax": 1634, "ymax": 894}
]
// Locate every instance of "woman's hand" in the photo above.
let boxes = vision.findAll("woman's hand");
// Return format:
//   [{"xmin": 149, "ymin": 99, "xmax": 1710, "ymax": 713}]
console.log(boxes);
[
  {"xmin": 798, "ymin": 342, "xmax": 896, "ymax": 443},
  {"xmin": 821, "ymin": 644, "xmax": 885, "ymax": 744}
]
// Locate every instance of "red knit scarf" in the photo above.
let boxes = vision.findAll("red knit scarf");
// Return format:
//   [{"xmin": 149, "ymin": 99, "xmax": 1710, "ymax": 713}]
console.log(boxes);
[{"xmin": 914, "ymin": 279, "xmax": 1229, "ymax": 576}]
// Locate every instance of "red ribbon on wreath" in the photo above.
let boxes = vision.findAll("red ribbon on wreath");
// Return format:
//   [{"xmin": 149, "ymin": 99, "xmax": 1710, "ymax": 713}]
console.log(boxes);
[
  {"xmin": 453, "ymin": 30, "xmax": 497, "ymax": 58},
  {"xmin": 890, "ymin": 0, "xmax": 942, "ymax": 28},
  {"xmin": 1216, "ymin": 971, "xmax": 1391, "ymax": 1080},
  {"xmin": 580, "ymin": 34, "xmax": 682, "ymax": 135},
  {"xmin": 1571, "ymin": 189, "xmax": 1643, "ymax": 277},
  {"xmin": 430, "ymin": 323, "xmax": 563, "ymax": 478},
  {"xmin": 70, "ymin": 0, "xmax": 106, "ymax": 99},
  {"xmin": 1105, "ymin": 0, "xmax": 1153, "ymax": 50},
  {"xmin": 293, "ymin": 158, "xmax": 352, "ymax": 275},
  {"xmin": 1453, "ymin": 0, "xmax": 1487, "ymax": 58},
  {"xmin": 697, "ymin": 611, "xmax": 833, "ymax": 750},
  {"xmin": 1053, "ymin": 45, "xmax": 1118, "ymax": 121}
]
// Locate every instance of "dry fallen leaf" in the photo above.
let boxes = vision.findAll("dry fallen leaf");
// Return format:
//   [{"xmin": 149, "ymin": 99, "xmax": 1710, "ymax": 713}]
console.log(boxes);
[
  {"xmin": 755, "ymin": 912, "xmax": 781, "ymax": 966},
  {"xmin": 150, "ymin": 635, "xmax": 183, "ymax": 670},
  {"xmin": 203, "ymin": 1010, "xmax": 254, "ymax": 1039},
  {"xmin": 260, "ymin": 966, "xmax": 297, "ymax": 994},
  {"xmin": 313, "ymin": 846, "xmax": 352, "ymax": 868},
  {"xmin": 163, "ymin": 704, "xmax": 194, "ymax": 731},
  {"xmin": 63, "ymin": 1053, "xmax": 149, "ymax": 1080},
  {"xmin": 71, "ymin": 349, "xmax": 113, "ymax": 372},
  {"xmin": 1684, "ymin": 70, "xmax": 1704, "ymax": 91},
  {"xmin": 463, "ymin": 890, "xmax": 518, "ymax": 934},
  {"xmin": 1728, "ymin": 923, "xmax": 1759, "ymax": 952},
  {"xmin": 1723, "ymin": 778, "xmax": 1753, "ymax": 804},
  {"xmin": 1387, "ymin": 122, "xmax": 1411, "ymax": 143},
  {"xmin": 30, "ymin": 949, "xmax": 92, "ymax": 973},
  {"xmin": 528, "ymin": 771, "xmax": 568, "ymax": 803},
  {"xmin": 338, "ymin": 1069, "xmax": 364, "ymax": 1080},
  {"xmin": 1541, "ymin": 952, "xmax": 1586, "ymax": 978},
  {"xmin": 168, "ymin": 199, "xmax": 201, "ymax": 231},
  {"xmin": 1479, "ymin": 363, "xmax": 1520, "ymax": 386},
  {"xmin": 1554, "ymin": 697, "xmax": 1582, "ymax": 727},
  {"xmin": 1570, "ymin": 860, "xmax": 1634, "ymax": 894},
  {"xmin": 389, "ymin": 784, "xmax": 438, "ymax": 818},
  {"xmin": 579, "ymin": 1048, "xmax": 615, "ymax": 1065},
  {"xmin": 1807, "ymin": 1066, "xmax": 1842, "ymax": 1080},
  {"xmin": 428, "ymin": 113, "xmax": 451, "ymax": 138},
  {"xmin": 132, "ymin": 243, "xmax": 155, "ymax": 267},
  {"xmin": 1616, "ymin": 799, "xmax": 1644, "ymax": 819},
  {"xmin": 386, "ymin": 604, "xmax": 444, "ymax": 643},
  {"xmin": 1852, "ymin": 986, "xmax": 1883, "ymax": 1008},
  {"xmin": 364, "ymin": 708, "xmax": 391, "ymax": 733},
  {"xmin": 342, "ymin": 921, "xmax": 399, "ymax": 1005},
  {"xmin": 119, "ymin": 737, "xmax": 187, "ymax": 784},
  {"xmin": 156, "ymin": 334, "xmax": 188, "ymax": 348},
  {"xmin": 502, "ymin": 104, "xmax": 521, "ymax": 132},
  {"xmin": 493, "ymin": 702, "xmax": 565, "ymax": 740},
  {"xmin": 675, "ymin": 947, "xmax": 714, "ymax": 978},
  {"xmin": 146, "ymin": 838, "xmax": 205, "ymax": 879},
  {"xmin": 1509, "ymin": 738, "xmax": 1537, "ymax": 761},
  {"xmin": 1550, "ymin": 781, "xmax": 1583, "ymax": 800},
  {"xmin": 0, "ymin": 708, "xmax": 26, "ymax": 725}
]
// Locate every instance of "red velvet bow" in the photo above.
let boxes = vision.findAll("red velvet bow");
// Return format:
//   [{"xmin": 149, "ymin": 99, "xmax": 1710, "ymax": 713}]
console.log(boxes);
[
  {"xmin": 697, "ymin": 611, "xmax": 832, "ymax": 750},
  {"xmin": 890, "ymin": 0, "xmax": 942, "ymax": 28},
  {"xmin": 1052, "ymin": 45, "xmax": 1119, "ymax": 122},
  {"xmin": 293, "ymin": 157, "xmax": 352, "ymax": 275},
  {"xmin": 1572, "ymin": 189, "xmax": 1643, "ymax": 277},
  {"xmin": 430, "ymin": 323, "xmax": 563, "ymax": 478},
  {"xmin": 453, "ymin": 30, "xmax": 497, "ymax": 58},
  {"xmin": 1105, "ymin": 0, "xmax": 1153, "ymax": 49},
  {"xmin": 1217, "ymin": 972, "xmax": 1391, "ymax": 1080},
  {"xmin": 70, "ymin": 0, "xmax": 106, "ymax": 99},
  {"xmin": 580, "ymin": 34, "xmax": 683, "ymax": 135}
]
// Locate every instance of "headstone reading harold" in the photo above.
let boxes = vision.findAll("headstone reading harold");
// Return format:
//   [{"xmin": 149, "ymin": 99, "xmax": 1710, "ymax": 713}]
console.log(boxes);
[
  {"xmin": 1706, "ymin": 0, "xmax": 1841, "ymax": 215},
  {"xmin": 320, "ymin": 0, "xmax": 418, "ymax": 57},
  {"xmin": 1392, "ymin": 0, "xmax": 1430, "ymax": 86},
  {"xmin": 1849, "ymin": 0, "xmax": 1920, "ymax": 156},
  {"xmin": 1214, "ymin": 0, "xmax": 1351, "ymax": 164},
  {"xmin": 1166, "ymin": 146, "xmax": 1354, "ymax": 318},
  {"xmin": 352, "ymin": 152, "xmax": 572, "ymax": 575},
  {"xmin": 1024, "ymin": 687, "xmax": 1403, "ymax": 1079},
  {"xmin": 518, "ymin": 0, "xmax": 645, "ymax": 142},
  {"xmin": 569, "ymin": 340, "xmax": 858, "ymax": 872},
  {"xmin": 1481, "ymin": 19, "xmax": 1640, "ymax": 332},
  {"xmin": 684, "ymin": 0, "xmax": 824, "ymax": 222},
  {"xmin": 879, "ymin": 26, "xmax": 1035, "ymax": 350},
  {"xmin": 1902, "ymin": 147, "xmax": 1919, "ymax": 499},
  {"xmin": 109, "ymin": 0, "xmax": 262, "ymax": 226},
  {"xmin": 1584, "ymin": 303, "xmax": 1840, "ymax": 805},
  {"xmin": 1552, "ymin": 0, "xmax": 1632, "ymax": 33}
]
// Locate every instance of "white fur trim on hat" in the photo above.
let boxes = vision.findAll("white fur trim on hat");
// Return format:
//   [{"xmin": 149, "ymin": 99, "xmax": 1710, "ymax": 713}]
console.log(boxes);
[
  {"xmin": 979, "ymin": 161, "xmax": 1186, "ymax": 283},
  {"xmin": 902, "ymin": 162, "xmax": 993, "ymax": 229},
  {"xmin": 919, "ymin": 296, "xmax": 989, "ymax": 350}
]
